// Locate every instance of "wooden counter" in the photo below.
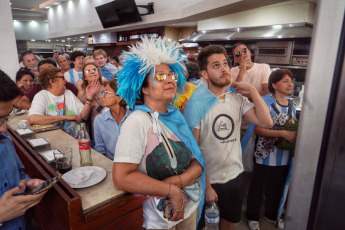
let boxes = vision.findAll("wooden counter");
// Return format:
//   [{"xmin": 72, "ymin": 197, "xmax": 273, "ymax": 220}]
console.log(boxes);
[{"xmin": 7, "ymin": 111, "xmax": 146, "ymax": 229}]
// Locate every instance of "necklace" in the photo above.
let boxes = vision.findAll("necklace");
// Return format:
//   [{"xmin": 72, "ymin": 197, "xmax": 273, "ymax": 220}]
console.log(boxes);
[{"xmin": 272, "ymin": 94, "xmax": 288, "ymax": 101}]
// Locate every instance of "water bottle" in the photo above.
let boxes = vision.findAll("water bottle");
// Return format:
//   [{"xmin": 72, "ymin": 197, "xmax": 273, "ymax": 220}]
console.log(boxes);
[
  {"xmin": 205, "ymin": 201, "xmax": 219, "ymax": 230},
  {"xmin": 78, "ymin": 123, "xmax": 93, "ymax": 167}
]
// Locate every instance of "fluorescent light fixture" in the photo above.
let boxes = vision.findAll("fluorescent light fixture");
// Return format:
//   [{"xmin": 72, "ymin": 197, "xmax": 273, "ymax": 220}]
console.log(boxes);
[
  {"xmin": 31, "ymin": 39, "xmax": 36, "ymax": 41},
  {"xmin": 80, "ymin": 36, "xmax": 85, "ymax": 38},
  {"xmin": 237, "ymin": 28, "xmax": 240, "ymax": 32},
  {"xmin": 272, "ymin": 25, "xmax": 282, "ymax": 29}
]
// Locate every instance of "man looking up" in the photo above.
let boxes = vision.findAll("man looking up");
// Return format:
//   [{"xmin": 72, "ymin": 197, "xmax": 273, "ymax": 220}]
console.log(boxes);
[
  {"xmin": 183, "ymin": 45, "xmax": 272, "ymax": 230},
  {"xmin": 0, "ymin": 70, "xmax": 47, "ymax": 229},
  {"xmin": 64, "ymin": 51, "xmax": 85, "ymax": 85},
  {"xmin": 15, "ymin": 59, "xmax": 78, "ymax": 110},
  {"xmin": 230, "ymin": 42, "xmax": 270, "ymax": 100},
  {"xmin": 57, "ymin": 55, "xmax": 71, "ymax": 74},
  {"xmin": 93, "ymin": 49, "xmax": 118, "ymax": 81},
  {"xmin": 22, "ymin": 51, "xmax": 39, "ymax": 84}
]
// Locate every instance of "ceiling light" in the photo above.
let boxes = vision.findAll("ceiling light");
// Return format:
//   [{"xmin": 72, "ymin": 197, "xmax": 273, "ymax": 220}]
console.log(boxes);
[
  {"xmin": 31, "ymin": 39, "xmax": 36, "ymax": 41},
  {"xmin": 54, "ymin": 3, "xmax": 59, "ymax": 5},
  {"xmin": 13, "ymin": 20, "xmax": 17, "ymax": 22},
  {"xmin": 272, "ymin": 25, "xmax": 282, "ymax": 29},
  {"xmin": 80, "ymin": 36, "xmax": 85, "ymax": 38}
]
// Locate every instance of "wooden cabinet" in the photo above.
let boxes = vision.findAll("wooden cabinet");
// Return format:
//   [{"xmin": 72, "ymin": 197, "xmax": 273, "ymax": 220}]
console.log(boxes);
[{"xmin": 7, "ymin": 113, "xmax": 146, "ymax": 230}]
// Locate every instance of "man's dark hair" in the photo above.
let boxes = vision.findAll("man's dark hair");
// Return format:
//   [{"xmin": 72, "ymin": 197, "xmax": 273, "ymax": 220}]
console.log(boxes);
[
  {"xmin": 0, "ymin": 70, "xmax": 22, "ymax": 102},
  {"xmin": 268, "ymin": 69, "xmax": 294, "ymax": 94},
  {"xmin": 16, "ymin": 69, "xmax": 35, "ymax": 82},
  {"xmin": 38, "ymin": 59, "xmax": 57, "ymax": 72},
  {"xmin": 21, "ymin": 50, "xmax": 34, "ymax": 61},
  {"xmin": 197, "ymin": 45, "xmax": 228, "ymax": 71},
  {"xmin": 186, "ymin": 62, "xmax": 201, "ymax": 80},
  {"xmin": 232, "ymin": 42, "xmax": 246, "ymax": 54},
  {"xmin": 70, "ymin": 51, "xmax": 86, "ymax": 62}
]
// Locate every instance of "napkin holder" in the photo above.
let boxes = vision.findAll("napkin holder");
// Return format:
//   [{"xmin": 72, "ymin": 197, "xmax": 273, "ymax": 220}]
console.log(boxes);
[
  {"xmin": 27, "ymin": 137, "xmax": 51, "ymax": 152},
  {"xmin": 15, "ymin": 128, "xmax": 36, "ymax": 140}
]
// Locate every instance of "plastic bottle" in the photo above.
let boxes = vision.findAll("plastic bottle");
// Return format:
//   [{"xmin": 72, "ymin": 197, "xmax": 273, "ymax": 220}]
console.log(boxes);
[
  {"xmin": 205, "ymin": 201, "xmax": 219, "ymax": 230},
  {"xmin": 78, "ymin": 123, "xmax": 93, "ymax": 167},
  {"xmin": 299, "ymin": 85, "xmax": 304, "ymax": 107}
]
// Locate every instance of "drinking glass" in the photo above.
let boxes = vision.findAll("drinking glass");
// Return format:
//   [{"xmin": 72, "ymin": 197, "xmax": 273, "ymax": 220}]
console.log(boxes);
[{"xmin": 54, "ymin": 147, "xmax": 73, "ymax": 174}]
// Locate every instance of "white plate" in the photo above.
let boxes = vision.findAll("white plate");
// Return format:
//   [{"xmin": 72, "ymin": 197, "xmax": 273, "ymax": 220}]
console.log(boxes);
[{"xmin": 62, "ymin": 166, "xmax": 106, "ymax": 188}]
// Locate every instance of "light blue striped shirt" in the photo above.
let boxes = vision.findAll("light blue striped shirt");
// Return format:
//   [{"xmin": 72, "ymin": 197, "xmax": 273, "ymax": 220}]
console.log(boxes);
[
  {"xmin": 93, "ymin": 107, "xmax": 131, "ymax": 160},
  {"xmin": 256, "ymin": 102, "xmax": 296, "ymax": 166}
]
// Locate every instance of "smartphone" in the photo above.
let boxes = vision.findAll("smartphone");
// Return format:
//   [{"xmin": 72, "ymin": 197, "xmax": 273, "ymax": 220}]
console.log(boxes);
[
  {"xmin": 22, "ymin": 175, "xmax": 61, "ymax": 195},
  {"xmin": 96, "ymin": 105, "xmax": 104, "ymax": 113},
  {"xmin": 163, "ymin": 199, "xmax": 173, "ymax": 219}
]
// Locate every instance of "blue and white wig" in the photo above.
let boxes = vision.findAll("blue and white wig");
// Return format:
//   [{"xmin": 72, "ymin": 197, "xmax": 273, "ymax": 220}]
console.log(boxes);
[{"xmin": 116, "ymin": 36, "xmax": 187, "ymax": 110}]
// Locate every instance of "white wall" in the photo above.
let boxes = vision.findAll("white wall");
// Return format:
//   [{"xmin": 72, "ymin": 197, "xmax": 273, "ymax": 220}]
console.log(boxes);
[
  {"xmin": 0, "ymin": 0, "xmax": 19, "ymax": 80},
  {"xmin": 47, "ymin": 0, "xmax": 278, "ymax": 38},
  {"xmin": 198, "ymin": 2, "xmax": 316, "ymax": 30},
  {"xmin": 13, "ymin": 20, "xmax": 49, "ymax": 40}
]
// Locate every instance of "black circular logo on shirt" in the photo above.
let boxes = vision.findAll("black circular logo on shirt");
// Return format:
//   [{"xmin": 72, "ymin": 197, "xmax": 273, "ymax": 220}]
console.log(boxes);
[{"xmin": 212, "ymin": 114, "xmax": 234, "ymax": 140}]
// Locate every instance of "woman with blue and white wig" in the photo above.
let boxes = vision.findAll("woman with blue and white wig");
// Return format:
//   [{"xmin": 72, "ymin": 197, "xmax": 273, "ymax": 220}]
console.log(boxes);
[{"xmin": 112, "ymin": 37, "xmax": 206, "ymax": 229}]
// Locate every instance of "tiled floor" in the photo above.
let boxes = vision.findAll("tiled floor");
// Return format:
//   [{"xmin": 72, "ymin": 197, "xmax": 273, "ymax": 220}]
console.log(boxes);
[{"xmin": 234, "ymin": 172, "xmax": 281, "ymax": 230}]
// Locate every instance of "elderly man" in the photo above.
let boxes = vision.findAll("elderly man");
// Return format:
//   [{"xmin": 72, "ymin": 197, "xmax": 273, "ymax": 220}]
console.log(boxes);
[
  {"xmin": 57, "ymin": 55, "xmax": 71, "ymax": 74},
  {"xmin": 64, "ymin": 51, "xmax": 85, "ymax": 86},
  {"xmin": 183, "ymin": 45, "xmax": 272, "ymax": 230},
  {"xmin": 0, "ymin": 70, "xmax": 47, "ymax": 229},
  {"xmin": 230, "ymin": 42, "xmax": 270, "ymax": 100},
  {"xmin": 21, "ymin": 51, "xmax": 39, "ymax": 84},
  {"xmin": 15, "ymin": 59, "xmax": 78, "ymax": 110},
  {"xmin": 29, "ymin": 67, "xmax": 96, "ymax": 138}
]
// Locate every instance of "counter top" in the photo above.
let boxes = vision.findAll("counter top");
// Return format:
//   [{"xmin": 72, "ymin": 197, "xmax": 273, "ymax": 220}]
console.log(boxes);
[{"xmin": 7, "ymin": 110, "xmax": 125, "ymax": 212}]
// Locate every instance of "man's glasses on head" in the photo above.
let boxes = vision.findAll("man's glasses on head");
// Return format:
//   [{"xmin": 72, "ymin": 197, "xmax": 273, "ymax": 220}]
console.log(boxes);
[{"xmin": 235, "ymin": 48, "xmax": 247, "ymax": 58}]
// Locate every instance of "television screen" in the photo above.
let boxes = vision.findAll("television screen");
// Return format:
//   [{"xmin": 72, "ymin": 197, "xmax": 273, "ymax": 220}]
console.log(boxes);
[{"xmin": 96, "ymin": 0, "xmax": 142, "ymax": 28}]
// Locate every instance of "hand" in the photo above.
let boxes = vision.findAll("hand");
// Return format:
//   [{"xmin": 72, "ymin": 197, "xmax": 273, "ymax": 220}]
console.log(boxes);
[
  {"xmin": 231, "ymin": 81, "xmax": 255, "ymax": 93},
  {"xmin": 65, "ymin": 114, "xmax": 81, "ymax": 124},
  {"xmin": 0, "ymin": 186, "xmax": 47, "ymax": 223},
  {"xmin": 205, "ymin": 185, "xmax": 218, "ymax": 204},
  {"xmin": 18, "ymin": 179, "xmax": 46, "ymax": 194},
  {"xmin": 281, "ymin": 130, "xmax": 297, "ymax": 142},
  {"xmin": 239, "ymin": 56, "xmax": 251, "ymax": 72},
  {"xmin": 86, "ymin": 80, "xmax": 100, "ymax": 98},
  {"xmin": 168, "ymin": 185, "xmax": 185, "ymax": 221}
]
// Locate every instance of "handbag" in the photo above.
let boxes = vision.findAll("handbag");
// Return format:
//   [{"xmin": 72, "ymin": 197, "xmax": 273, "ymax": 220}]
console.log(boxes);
[{"xmin": 146, "ymin": 112, "xmax": 201, "ymax": 203}]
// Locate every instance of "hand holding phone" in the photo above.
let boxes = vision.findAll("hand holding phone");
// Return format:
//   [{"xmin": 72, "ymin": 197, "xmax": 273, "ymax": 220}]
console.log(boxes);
[{"xmin": 22, "ymin": 175, "xmax": 61, "ymax": 195}]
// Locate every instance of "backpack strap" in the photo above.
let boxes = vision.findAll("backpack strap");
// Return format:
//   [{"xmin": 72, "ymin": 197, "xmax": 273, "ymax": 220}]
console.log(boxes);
[
  {"xmin": 271, "ymin": 103, "xmax": 280, "ymax": 115},
  {"xmin": 287, "ymin": 100, "xmax": 293, "ymax": 117}
]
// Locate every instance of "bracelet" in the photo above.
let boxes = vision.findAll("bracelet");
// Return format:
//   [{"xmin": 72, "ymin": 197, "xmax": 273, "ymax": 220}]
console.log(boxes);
[
  {"xmin": 177, "ymin": 174, "xmax": 183, "ymax": 189},
  {"xmin": 86, "ymin": 97, "xmax": 93, "ymax": 102},
  {"xmin": 166, "ymin": 183, "xmax": 171, "ymax": 198}
]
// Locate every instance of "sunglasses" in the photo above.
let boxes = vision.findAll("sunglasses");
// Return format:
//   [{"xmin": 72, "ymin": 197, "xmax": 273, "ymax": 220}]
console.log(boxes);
[
  {"xmin": 155, "ymin": 72, "xmax": 178, "ymax": 82},
  {"xmin": 0, "ymin": 107, "xmax": 20, "ymax": 126},
  {"xmin": 85, "ymin": 68, "xmax": 98, "ymax": 74},
  {"xmin": 235, "ymin": 48, "xmax": 247, "ymax": 57},
  {"xmin": 100, "ymin": 91, "xmax": 116, "ymax": 97}
]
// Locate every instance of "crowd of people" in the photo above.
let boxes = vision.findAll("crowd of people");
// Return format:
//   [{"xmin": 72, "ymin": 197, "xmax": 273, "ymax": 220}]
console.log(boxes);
[{"xmin": 0, "ymin": 38, "xmax": 298, "ymax": 230}]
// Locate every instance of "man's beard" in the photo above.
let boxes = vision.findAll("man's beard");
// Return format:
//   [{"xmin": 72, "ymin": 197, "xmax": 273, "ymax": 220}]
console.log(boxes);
[
  {"xmin": 30, "ymin": 66, "xmax": 38, "ymax": 71},
  {"xmin": 209, "ymin": 73, "xmax": 231, "ymax": 88}
]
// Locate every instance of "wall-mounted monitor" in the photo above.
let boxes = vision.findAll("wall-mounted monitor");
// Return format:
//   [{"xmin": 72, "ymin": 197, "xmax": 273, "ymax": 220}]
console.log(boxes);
[{"xmin": 95, "ymin": 0, "xmax": 142, "ymax": 29}]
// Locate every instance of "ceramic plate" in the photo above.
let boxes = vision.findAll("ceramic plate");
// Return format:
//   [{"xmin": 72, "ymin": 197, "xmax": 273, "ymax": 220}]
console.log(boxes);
[{"xmin": 62, "ymin": 166, "xmax": 106, "ymax": 189}]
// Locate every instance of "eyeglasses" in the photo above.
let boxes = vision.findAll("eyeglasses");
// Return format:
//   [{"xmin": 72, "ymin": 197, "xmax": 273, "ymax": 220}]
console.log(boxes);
[
  {"xmin": 0, "ymin": 107, "xmax": 20, "ymax": 126},
  {"xmin": 155, "ymin": 72, "xmax": 178, "ymax": 82},
  {"xmin": 52, "ymin": 76, "xmax": 65, "ymax": 80},
  {"xmin": 85, "ymin": 68, "xmax": 98, "ymax": 74},
  {"xmin": 100, "ymin": 91, "xmax": 116, "ymax": 97},
  {"xmin": 235, "ymin": 48, "xmax": 247, "ymax": 57}
]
